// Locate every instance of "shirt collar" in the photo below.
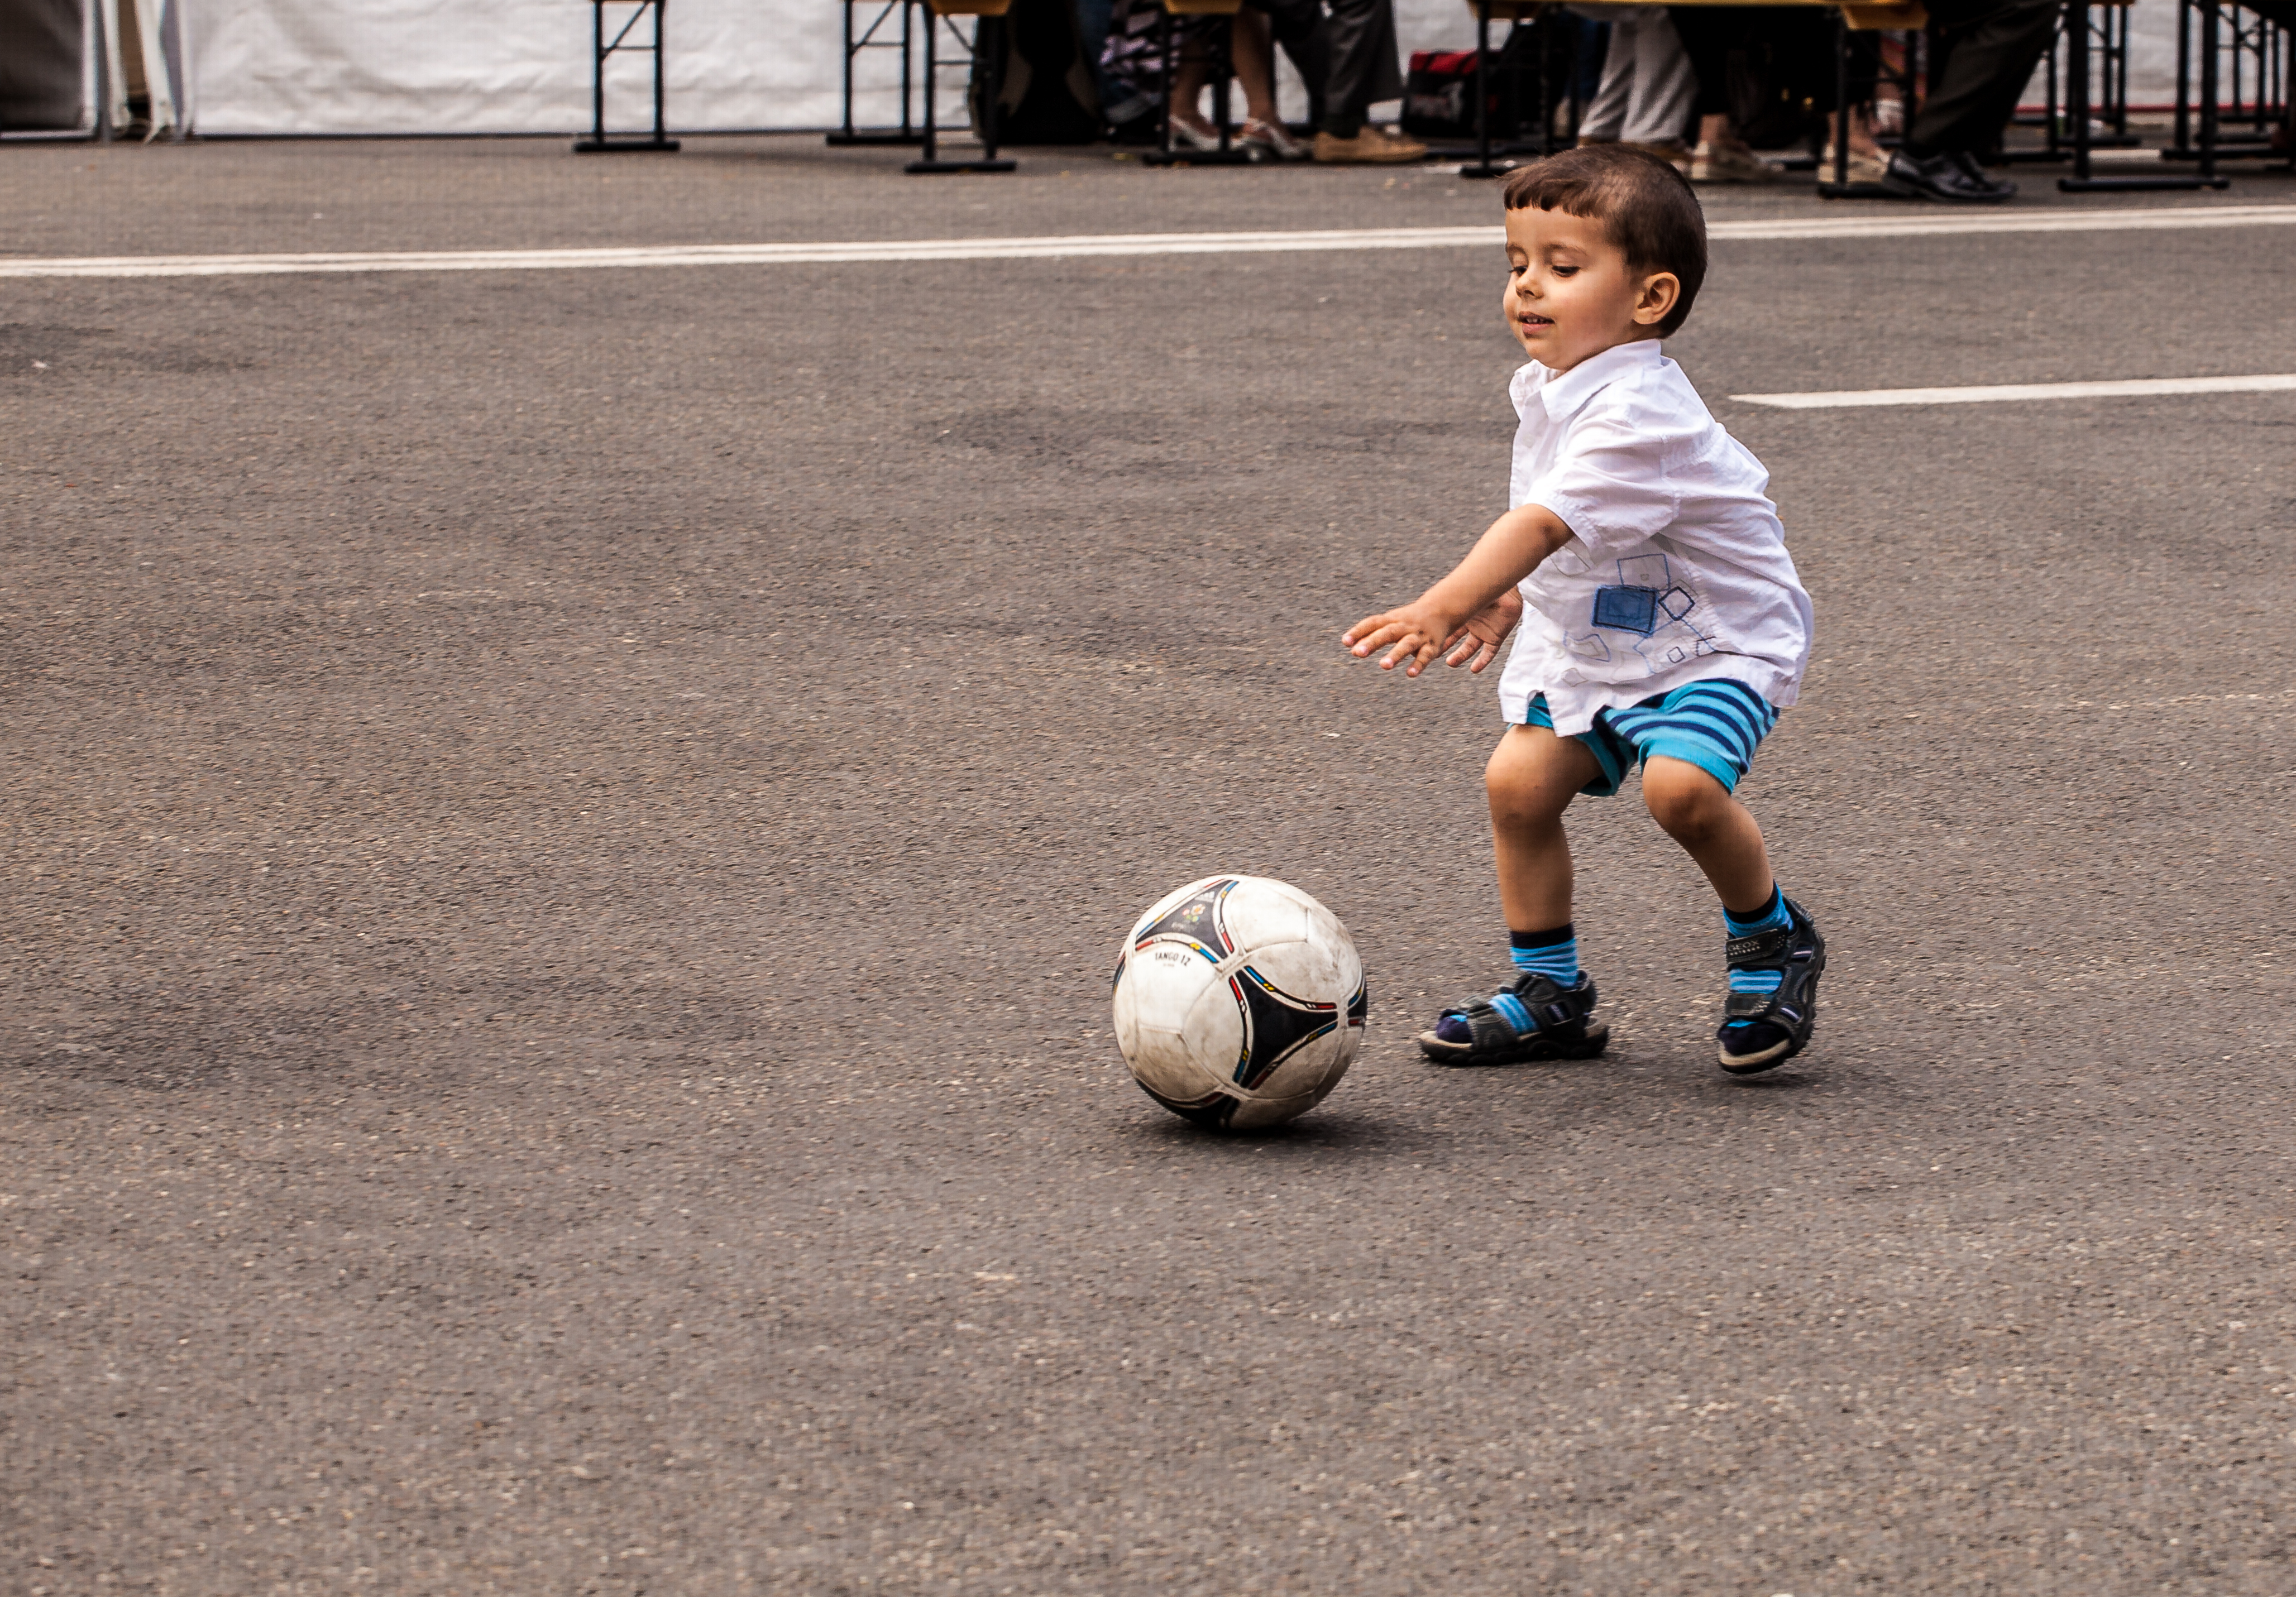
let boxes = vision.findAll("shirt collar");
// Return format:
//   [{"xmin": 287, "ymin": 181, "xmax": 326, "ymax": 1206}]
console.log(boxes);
[{"xmin": 1537, "ymin": 338, "xmax": 1666, "ymax": 422}]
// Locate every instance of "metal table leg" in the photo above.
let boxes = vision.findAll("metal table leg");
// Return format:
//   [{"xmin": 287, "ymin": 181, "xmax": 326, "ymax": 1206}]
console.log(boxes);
[
  {"xmin": 907, "ymin": 9, "xmax": 1017, "ymax": 172},
  {"xmin": 2064, "ymin": 0, "xmax": 2223, "ymax": 186}
]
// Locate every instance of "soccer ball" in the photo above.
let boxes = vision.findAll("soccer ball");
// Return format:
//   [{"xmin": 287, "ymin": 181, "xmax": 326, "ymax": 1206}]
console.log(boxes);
[{"xmin": 1111, "ymin": 874, "xmax": 1366, "ymax": 1131}]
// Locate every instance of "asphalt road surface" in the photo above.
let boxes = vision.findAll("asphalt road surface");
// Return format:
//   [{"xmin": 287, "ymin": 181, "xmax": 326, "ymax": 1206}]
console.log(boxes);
[{"xmin": 6, "ymin": 136, "xmax": 2296, "ymax": 1597}]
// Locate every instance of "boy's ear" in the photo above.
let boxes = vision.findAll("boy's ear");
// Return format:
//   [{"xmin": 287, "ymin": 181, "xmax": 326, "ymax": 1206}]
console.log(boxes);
[{"xmin": 1630, "ymin": 271, "xmax": 1682, "ymax": 328}]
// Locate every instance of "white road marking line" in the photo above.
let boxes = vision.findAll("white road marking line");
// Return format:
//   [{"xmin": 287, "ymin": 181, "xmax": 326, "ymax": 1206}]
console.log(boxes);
[
  {"xmin": 2, "ymin": 203, "xmax": 2293, "ymax": 278},
  {"xmin": 1706, "ymin": 202, "xmax": 2296, "ymax": 239},
  {"xmin": 1733, "ymin": 373, "xmax": 2296, "ymax": 408}
]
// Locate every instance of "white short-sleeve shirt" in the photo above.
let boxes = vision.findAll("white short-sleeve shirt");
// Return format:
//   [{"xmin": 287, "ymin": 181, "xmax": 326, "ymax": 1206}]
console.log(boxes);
[{"xmin": 1495, "ymin": 339, "xmax": 1814, "ymax": 736}]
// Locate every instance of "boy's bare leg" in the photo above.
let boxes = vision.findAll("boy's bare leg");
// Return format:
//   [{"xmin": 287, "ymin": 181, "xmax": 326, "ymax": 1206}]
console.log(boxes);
[
  {"xmin": 1485, "ymin": 726, "xmax": 1603, "ymax": 930},
  {"xmin": 1638, "ymin": 756, "xmax": 1774, "ymax": 912},
  {"xmin": 1418, "ymin": 724, "xmax": 1609, "ymax": 1064}
]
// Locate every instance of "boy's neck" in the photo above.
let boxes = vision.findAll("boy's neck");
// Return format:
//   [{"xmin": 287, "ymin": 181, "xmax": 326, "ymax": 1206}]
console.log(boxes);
[{"xmin": 1544, "ymin": 330, "xmax": 1662, "ymax": 376}]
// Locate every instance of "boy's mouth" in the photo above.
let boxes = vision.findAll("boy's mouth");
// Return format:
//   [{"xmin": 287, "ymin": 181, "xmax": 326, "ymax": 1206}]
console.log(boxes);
[{"xmin": 1518, "ymin": 314, "xmax": 1553, "ymax": 332}]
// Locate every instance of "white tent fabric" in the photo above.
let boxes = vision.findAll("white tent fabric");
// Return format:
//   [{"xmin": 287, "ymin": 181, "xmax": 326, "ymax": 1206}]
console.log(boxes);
[
  {"xmin": 177, "ymin": 0, "xmax": 2196, "ymax": 137},
  {"xmin": 189, "ymin": 0, "xmax": 874, "ymax": 135}
]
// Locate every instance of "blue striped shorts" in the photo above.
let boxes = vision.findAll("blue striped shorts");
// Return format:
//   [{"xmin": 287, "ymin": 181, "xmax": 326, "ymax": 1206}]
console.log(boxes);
[{"xmin": 1525, "ymin": 679, "xmax": 1781, "ymax": 796}]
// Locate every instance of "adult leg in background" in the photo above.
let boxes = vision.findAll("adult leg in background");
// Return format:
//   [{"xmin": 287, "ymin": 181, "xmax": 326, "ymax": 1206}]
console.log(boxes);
[
  {"xmin": 1668, "ymin": 4, "xmax": 1786, "ymax": 178},
  {"xmin": 1317, "ymin": 0, "xmax": 1405, "ymax": 138},
  {"xmin": 1164, "ymin": 17, "xmax": 1224, "ymax": 139},
  {"xmin": 1230, "ymin": 6, "xmax": 1280, "ymax": 128},
  {"xmin": 1902, "ymin": 0, "xmax": 2059, "ymax": 161},
  {"xmin": 1249, "ymin": 0, "xmax": 1326, "ymax": 128},
  {"xmin": 1575, "ymin": 8, "xmax": 1697, "ymax": 147},
  {"xmin": 1617, "ymin": 8, "xmax": 1699, "ymax": 149},
  {"xmin": 1573, "ymin": 6, "xmax": 1642, "ymax": 140},
  {"xmin": 1310, "ymin": 0, "xmax": 1424, "ymax": 160},
  {"xmin": 1072, "ymin": 0, "xmax": 1121, "ymax": 113}
]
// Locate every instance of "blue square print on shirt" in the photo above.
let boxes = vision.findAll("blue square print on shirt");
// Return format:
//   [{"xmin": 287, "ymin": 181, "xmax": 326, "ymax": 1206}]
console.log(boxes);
[{"xmin": 1591, "ymin": 586, "xmax": 1659, "ymax": 635}]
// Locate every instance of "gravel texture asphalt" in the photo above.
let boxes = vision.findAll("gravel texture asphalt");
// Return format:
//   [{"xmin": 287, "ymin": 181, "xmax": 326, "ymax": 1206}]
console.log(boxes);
[{"xmin": 5, "ymin": 135, "xmax": 2296, "ymax": 1597}]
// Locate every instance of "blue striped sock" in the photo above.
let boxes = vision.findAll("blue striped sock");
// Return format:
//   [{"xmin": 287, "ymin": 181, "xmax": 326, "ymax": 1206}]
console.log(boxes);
[
  {"xmin": 1723, "ymin": 888, "xmax": 1788, "ymax": 1023},
  {"xmin": 1493, "ymin": 924, "xmax": 1580, "ymax": 1034}
]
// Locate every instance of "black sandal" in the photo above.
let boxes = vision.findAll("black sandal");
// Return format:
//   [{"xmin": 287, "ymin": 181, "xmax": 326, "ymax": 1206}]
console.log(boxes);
[
  {"xmin": 1418, "ymin": 972, "xmax": 1609, "ymax": 1066},
  {"xmin": 1716, "ymin": 895, "xmax": 1825, "ymax": 1074}
]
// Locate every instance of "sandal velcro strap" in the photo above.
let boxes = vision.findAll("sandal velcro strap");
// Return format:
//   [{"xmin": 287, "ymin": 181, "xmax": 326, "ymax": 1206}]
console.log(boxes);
[
  {"xmin": 1443, "ymin": 999, "xmax": 1521, "ymax": 1052},
  {"xmin": 1726, "ymin": 927, "xmax": 1792, "ymax": 967},
  {"xmin": 1499, "ymin": 972, "xmax": 1597, "ymax": 1038},
  {"xmin": 1725, "ymin": 987, "xmax": 1809, "ymax": 1023}
]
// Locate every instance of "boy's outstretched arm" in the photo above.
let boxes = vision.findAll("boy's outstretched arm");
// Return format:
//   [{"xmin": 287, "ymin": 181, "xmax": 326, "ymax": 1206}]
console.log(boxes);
[{"xmin": 1343, "ymin": 503, "xmax": 1573, "ymax": 677}]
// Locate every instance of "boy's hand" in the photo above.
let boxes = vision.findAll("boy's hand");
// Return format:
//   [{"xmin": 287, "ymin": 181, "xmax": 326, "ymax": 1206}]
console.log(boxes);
[
  {"xmin": 1442, "ymin": 588, "xmax": 1522, "ymax": 673},
  {"xmin": 1343, "ymin": 588, "xmax": 1523, "ymax": 678},
  {"xmin": 1344, "ymin": 503, "xmax": 1566, "ymax": 679},
  {"xmin": 1343, "ymin": 599, "xmax": 1464, "ymax": 678}
]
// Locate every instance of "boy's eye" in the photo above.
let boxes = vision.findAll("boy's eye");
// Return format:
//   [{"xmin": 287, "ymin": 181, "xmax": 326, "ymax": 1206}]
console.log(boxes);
[{"xmin": 1552, "ymin": 265, "xmax": 1578, "ymax": 276}]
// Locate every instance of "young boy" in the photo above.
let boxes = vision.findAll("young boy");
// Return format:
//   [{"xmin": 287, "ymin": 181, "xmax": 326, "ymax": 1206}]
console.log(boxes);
[{"xmin": 1343, "ymin": 145, "xmax": 1822, "ymax": 1075}]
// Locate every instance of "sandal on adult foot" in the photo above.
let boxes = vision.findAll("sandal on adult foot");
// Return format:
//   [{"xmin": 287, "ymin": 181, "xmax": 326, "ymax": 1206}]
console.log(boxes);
[
  {"xmin": 1716, "ymin": 896, "xmax": 1825, "ymax": 1074},
  {"xmin": 1418, "ymin": 972, "xmax": 1609, "ymax": 1066}
]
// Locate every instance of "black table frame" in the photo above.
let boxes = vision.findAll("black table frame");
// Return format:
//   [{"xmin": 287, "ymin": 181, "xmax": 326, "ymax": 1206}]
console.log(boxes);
[
  {"xmin": 829, "ymin": 0, "xmax": 924, "ymax": 146},
  {"xmin": 574, "ymin": 0, "xmax": 680, "ymax": 154},
  {"xmin": 2064, "ymin": 0, "xmax": 2226, "ymax": 188},
  {"xmin": 2004, "ymin": 2, "xmax": 2137, "ymax": 165},
  {"xmin": 907, "ymin": 10, "xmax": 1017, "ymax": 172},
  {"xmin": 2164, "ymin": 0, "xmax": 2285, "ymax": 158},
  {"xmin": 1455, "ymin": 3, "xmax": 1561, "ymax": 179}
]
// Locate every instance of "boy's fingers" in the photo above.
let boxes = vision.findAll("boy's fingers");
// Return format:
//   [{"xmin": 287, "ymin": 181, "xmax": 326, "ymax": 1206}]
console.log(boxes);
[{"xmin": 1350, "ymin": 621, "xmax": 1406, "ymax": 656}]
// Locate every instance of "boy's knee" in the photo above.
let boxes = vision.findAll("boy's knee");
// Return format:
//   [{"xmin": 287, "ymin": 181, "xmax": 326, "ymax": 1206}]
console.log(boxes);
[
  {"xmin": 1484, "ymin": 743, "xmax": 1560, "ymax": 830},
  {"xmin": 1641, "ymin": 759, "xmax": 1727, "ymax": 837},
  {"xmin": 1484, "ymin": 754, "xmax": 1537, "ymax": 828}
]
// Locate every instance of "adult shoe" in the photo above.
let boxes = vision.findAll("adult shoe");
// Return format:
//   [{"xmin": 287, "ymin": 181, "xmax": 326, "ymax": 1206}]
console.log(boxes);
[
  {"xmin": 1818, "ymin": 144, "xmax": 1890, "ymax": 185},
  {"xmin": 1242, "ymin": 117, "xmax": 1307, "ymax": 160},
  {"xmin": 1688, "ymin": 138, "xmax": 1783, "ymax": 183},
  {"xmin": 1169, "ymin": 111, "xmax": 1226, "ymax": 152},
  {"xmin": 1622, "ymin": 138, "xmax": 1691, "ymax": 174},
  {"xmin": 1952, "ymin": 151, "xmax": 2017, "ymax": 198},
  {"xmin": 1313, "ymin": 125, "xmax": 1428, "ymax": 163},
  {"xmin": 1881, "ymin": 148, "xmax": 2013, "ymax": 203}
]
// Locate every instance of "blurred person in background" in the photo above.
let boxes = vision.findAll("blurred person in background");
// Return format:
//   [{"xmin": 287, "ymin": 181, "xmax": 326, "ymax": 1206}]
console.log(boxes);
[
  {"xmin": 1669, "ymin": 6, "xmax": 1886, "ymax": 184},
  {"xmin": 1171, "ymin": 4, "xmax": 1300, "ymax": 154},
  {"xmin": 1883, "ymin": 0, "xmax": 2056, "ymax": 200},
  {"xmin": 1101, "ymin": 0, "xmax": 1423, "ymax": 162},
  {"xmin": 1571, "ymin": 4, "xmax": 1698, "ymax": 169}
]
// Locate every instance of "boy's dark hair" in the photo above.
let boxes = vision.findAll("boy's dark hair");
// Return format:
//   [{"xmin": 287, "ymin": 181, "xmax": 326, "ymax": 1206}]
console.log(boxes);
[{"xmin": 1501, "ymin": 146, "xmax": 1707, "ymax": 338}]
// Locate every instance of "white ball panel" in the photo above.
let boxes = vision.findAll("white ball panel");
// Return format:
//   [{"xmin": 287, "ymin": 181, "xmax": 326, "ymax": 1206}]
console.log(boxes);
[
  {"xmin": 1214, "ymin": 877, "xmax": 1310, "ymax": 963},
  {"xmin": 1118, "ymin": 942, "xmax": 1233, "ymax": 1100},
  {"xmin": 1238, "ymin": 931, "xmax": 1362, "ymax": 1009}
]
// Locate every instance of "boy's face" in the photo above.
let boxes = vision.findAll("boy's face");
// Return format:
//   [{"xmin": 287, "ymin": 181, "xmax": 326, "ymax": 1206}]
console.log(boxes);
[{"xmin": 1501, "ymin": 205, "xmax": 1680, "ymax": 372}]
